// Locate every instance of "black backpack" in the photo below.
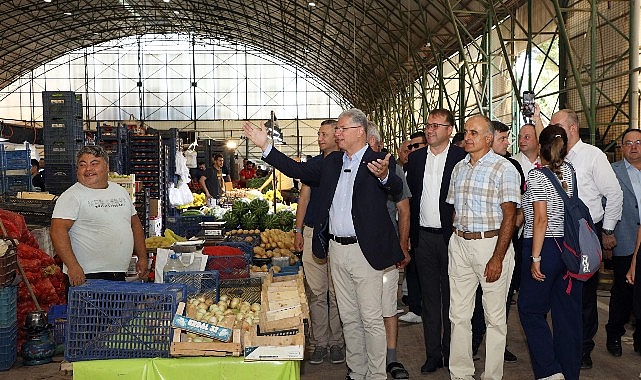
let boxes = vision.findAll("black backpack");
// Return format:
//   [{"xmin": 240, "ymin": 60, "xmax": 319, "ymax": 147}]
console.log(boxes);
[{"xmin": 538, "ymin": 165, "xmax": 602, "ymax": 293}]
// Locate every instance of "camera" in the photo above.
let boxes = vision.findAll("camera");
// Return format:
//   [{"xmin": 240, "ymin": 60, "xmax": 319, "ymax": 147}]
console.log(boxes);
[{"xmin": 522, "ymin": 91, "xmax": 535, "ymax": 118}]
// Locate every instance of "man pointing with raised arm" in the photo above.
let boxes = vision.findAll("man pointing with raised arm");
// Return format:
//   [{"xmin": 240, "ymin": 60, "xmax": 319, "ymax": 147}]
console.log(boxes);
[{"xmin": 244, "ymin": 108, "xmax": 404, "ymax": 380}]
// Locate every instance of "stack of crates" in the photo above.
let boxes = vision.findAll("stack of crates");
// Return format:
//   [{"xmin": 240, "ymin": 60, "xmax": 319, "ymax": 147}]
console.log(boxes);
[
  {"xmin": 0, "ymin": 145, "xmax": 32, "ymax": 195},
  {"xmin": 0, "ymin": 286, "xmax": 17, "ymax": 371},
  {"xmin": 97, "ymin": 123, "xmax": 128, "ymax": 174},
  {"xmin": 43, "ymin": 91, "xmax": 84, "ymax": 195}
]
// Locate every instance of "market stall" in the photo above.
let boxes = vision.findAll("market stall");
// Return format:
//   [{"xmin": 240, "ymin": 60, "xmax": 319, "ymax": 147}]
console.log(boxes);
[{"xmin": 72, "ymin": 356, "xmax": 299, "ymax": 380}]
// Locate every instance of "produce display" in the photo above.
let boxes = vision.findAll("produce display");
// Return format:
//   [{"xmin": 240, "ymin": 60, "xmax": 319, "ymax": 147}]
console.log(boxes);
[
  {"xmin": 251, "ymin": 229, "xmax": 299, "ymax": 274},
  {"xmin": 144, "ymin": 228, "xmax": 187, "ymax": 249},
  {"xmin": 0, "ymin": 209, "xmax": 66, "ymax": 353},
  {"xmin": 184, "ymin": 294, "xmax": 261, "ymax": 341},
  {"xmin": 176, "ymin": 193, "xmax": 207, "ymax": 209}
]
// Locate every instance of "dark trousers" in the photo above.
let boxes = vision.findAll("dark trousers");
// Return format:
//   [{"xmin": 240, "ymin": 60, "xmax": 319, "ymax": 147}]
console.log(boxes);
[
  {"xmin": 414, "ymin": 229, "xmax": 450, "ymax": 362},
  {"xmin": 582, "ymin": 222, "xmax": 602, "ymax": 355},
  {"xmin": 519, "ymin": 238, "xmax": 583, "ymax": 380},
  {"xmin": 606, "ymin": 255, "xmax": 640, "ymax": 342},
  {"xmin": 405, "ymin": 248, "xmax": 422, "ymax": 315}
]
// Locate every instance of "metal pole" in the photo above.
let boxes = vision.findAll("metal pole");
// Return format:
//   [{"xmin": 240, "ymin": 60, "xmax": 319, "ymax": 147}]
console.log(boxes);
[
  {"xmin": 270, "ymin": 111, "xmax": 277, "ymax": 214},
  {"xmin": 631, "ymin": 0, "xmax": 640, "ymax": 130}
]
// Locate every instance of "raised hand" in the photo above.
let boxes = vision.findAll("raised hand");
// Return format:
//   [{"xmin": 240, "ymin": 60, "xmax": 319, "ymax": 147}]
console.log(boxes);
[
  {"xmin": 367, "ymin": 153, "xmax": 391, "ymax": 180},
  {"xmin": 242, "ymin": 121, "xmax": 269, "ymax": 151}
]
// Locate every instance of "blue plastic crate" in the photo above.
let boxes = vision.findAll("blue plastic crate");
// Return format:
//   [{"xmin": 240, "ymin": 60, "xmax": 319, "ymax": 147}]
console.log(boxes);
[
  {"xmin": 0, "ymin": 286, "xmax": 16, "ymax": 328},
  {"xmin": 206, "ymin": 253, "xmax": 251, "ymax": 280},
  {"xmin": 274, "ymin": 261, "xmax": 302, "ymax": 277},
  {"xmin": 64, "ymin": 280, "xmax": 187, "ymax": 362},
  {"xmin": 3, "ymin": 175, "xmax": 32, "ymax": 195},
  {"xmin": 0, "ymin": 322, "xmax": 17, "ymax": 371},
  {"xmin": 215, "ymin": 241, "xmax": 254, "ymax": 256},
  {"xmin": 1, "ymin": 147, "xmax": 30, "ymax": 171},
  {"xmin": 48, "ymin": 304, "xmax": 67, "ymax": 345},
  {"xmin": 164, "ymin": 270, "xmax": 219, "ymax": 299}
]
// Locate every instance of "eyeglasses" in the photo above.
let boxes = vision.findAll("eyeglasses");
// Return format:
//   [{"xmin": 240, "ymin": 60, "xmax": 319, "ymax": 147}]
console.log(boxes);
[
  {"xmin": 334, "ymin": 126, "xmax": 362, "ymax": 133},
  {"xmin": 424, "ymin": 123, "xmax": 450, "ymax": 130},
  {"xmin": 623, "ymin": 140, "xmax": 641, "ymax": 147},
  {"xmin": 408, "ymin": 142, "xmax": 426, "ymax": 150}
]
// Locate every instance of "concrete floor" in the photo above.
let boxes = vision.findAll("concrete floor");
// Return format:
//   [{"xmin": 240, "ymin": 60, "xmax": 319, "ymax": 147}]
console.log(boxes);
[{"xmin": 2, "ymin": 288, "xmax": 640, "ymax": 379}]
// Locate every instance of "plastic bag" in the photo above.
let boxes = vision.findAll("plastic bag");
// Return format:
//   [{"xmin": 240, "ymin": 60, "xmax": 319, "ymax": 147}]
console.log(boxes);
[{"xmin": 154, "ymin": 248, "xmax": 208, "ymax": 283}]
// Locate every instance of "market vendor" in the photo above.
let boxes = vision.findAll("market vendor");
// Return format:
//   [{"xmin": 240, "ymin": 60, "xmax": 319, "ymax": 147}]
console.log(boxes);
[
  {"xmin": 238, "ymin": 160, "xmax": 256, "ymax": 188},
  {"xmin": 199, "ymin": 153, "xmax": 231, "ymax": 205},
  {"xmin": 50, "ymin": 145, "xmax": 148, "ymax": 287}
]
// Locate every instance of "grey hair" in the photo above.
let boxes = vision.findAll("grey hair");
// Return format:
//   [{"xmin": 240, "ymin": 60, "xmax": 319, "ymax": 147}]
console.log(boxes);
[
  {"xmin": 76, "ymin": 145, "xmax": 110, "ymax": 166},
  {"xmin": 338, "ymin": 108, "xmax": 369, "ymax": 130},
  {"xmin": 367, "ymin": 123, "xmax": 381, "ymax": 144}
]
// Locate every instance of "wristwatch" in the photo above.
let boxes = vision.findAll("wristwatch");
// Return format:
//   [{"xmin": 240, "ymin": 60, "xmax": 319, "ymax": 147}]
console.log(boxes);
[
  {"xmin": 531, "ymin": 256, "xmax": 541, "ymax": 263},
  {"xmin": 602, "ymin": 229, "xmax": 614, "ymax": 235},
  {"xmin": 293, "ymin": 228, "xmax": 302, "ymax": 234}
]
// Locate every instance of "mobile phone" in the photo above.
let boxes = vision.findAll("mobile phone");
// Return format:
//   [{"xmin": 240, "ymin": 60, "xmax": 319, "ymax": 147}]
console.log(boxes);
[{"xmin": 522, "ymin": 91, "xmax": 535, "ymax": 118}]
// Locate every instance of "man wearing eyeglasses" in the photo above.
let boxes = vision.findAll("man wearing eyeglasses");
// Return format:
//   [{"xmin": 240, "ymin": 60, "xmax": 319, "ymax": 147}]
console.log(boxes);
[
  {"xmin": 549, "ymin": 108, "xmax": 623, "ymax": 370},
  {"xmin": 243, "ymin": 108, "xmax": 404, "ymax": 380},
  {"xmin": 405, "ymin": 108, "xmax": 466, "ymax": 373},
  {"xmin": 605, "ymin": 128, "xmax": 641, "ymax": 358}
]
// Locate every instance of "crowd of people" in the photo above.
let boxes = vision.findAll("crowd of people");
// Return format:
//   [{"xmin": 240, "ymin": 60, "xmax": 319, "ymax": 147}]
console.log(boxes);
[
  {"xmin": 47, "ymin": 105, "xmax": 638, "ymax": 380},
  {"xmin": 241, "ymin": 105, "xmax": 636, "ymax": 380}
]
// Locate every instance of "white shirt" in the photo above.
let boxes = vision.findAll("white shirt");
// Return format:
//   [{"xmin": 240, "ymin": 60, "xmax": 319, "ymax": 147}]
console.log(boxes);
[
  {"xmin": 514, "ymin": 151, "xmax": 540, "ymax": 179},
  {"xmin": 419, "ymin": 144, "xmax": 449, "ymax": 228},
  {"xmin": 565, "ymin": 139, "xmax": 623, "ymax": 229}
]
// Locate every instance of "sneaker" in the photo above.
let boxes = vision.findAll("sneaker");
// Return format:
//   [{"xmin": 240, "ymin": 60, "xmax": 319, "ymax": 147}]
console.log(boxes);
[
  {"xmin": 399, "ymin": 311, "xmax": 422, "ymax": 323},
  {"xmin": 309, "ymin": 346, "xmax": 328, "ymax": 364},
  {"xmin": 330, "ymin": 345, "xmax": 345, "ymax": 364}
]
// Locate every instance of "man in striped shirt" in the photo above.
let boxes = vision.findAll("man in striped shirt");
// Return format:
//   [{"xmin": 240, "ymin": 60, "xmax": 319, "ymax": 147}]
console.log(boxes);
[{"xmin": 446, "ymin": 115, "xmax": 521, "ymax": 380}]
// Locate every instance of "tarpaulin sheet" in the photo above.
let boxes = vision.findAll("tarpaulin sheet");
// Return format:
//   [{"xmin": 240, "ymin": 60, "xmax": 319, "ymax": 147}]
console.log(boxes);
[{"xmin": 73, "ymin": 356, "xmax": 300, "ymax": 380}]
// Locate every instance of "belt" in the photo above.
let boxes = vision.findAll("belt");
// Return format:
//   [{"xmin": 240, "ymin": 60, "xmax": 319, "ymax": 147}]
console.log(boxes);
[
  {"xmin": 328, "ymin": 234, "xmax": 358, "ymax": 245},
  {"xmin": 420, "ymin": 226, "xmax": 443, "ymax": 234},
  {"xmin": 453, "ymin": 229, "xmax": 500, "ymax": 240}
]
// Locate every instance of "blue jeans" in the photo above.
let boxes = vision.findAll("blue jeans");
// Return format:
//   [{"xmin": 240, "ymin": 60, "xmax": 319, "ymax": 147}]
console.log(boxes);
[{"xmin": 518, "ymin": 237, "xmax": 582, "ymax": 380}]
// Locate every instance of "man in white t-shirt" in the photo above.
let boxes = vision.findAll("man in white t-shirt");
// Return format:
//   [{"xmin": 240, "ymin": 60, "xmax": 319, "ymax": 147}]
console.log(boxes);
[{"xmin": 50, "ymin": 145, "xmax": 148, "ymax": 286}]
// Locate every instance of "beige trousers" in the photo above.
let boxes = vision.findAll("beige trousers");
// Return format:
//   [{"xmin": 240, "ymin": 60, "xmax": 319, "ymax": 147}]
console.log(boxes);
[
  {"xmin": 448, "ymin": 234, "xmax": 514, "ymax": 380},
  {"xmin": 301, "ymin": 226, "xmax": 343, "ymax": 348},
  {"xmin": 329, "ymin": 240, "xmax": 386, "ymax": 380}
]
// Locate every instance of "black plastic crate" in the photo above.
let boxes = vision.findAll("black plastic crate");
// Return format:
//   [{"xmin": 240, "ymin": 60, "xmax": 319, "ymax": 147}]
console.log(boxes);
[
  {"xmin": 218, "ymin": 277, "xmax": 262, "ymax": 304},
  {"xmin": 44, "ymin": 124, "xmax": 84, "ymax": 141},
  {"xmin": 44, "ymin": 142, "xmax": 84, "ymax": 165},
  {"xmin": 42, "ymin": 91, "xmax": 82, "ymax": 119}
]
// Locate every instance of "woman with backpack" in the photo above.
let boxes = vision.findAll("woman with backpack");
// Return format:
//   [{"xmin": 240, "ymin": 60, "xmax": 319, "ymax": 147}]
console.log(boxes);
[{"xmin": 518, "ymin": 125, "xmax": 582, "ymax": 380}]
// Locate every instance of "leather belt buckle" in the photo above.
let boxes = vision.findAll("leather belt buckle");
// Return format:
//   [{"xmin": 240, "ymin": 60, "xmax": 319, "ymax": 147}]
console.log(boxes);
[
  {"xmin": 329, "ymin": 234, "xmax": 358, "ymax": 245},
  {"xmin": 455, "ymin": 229, "xmax": 500, "ymax": 240}
]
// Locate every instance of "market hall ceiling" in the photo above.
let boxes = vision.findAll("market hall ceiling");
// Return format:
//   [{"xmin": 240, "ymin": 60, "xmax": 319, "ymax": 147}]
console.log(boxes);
[{"xmin": 0, "ymin": 0, "xmax": 526, "ymax": 111}]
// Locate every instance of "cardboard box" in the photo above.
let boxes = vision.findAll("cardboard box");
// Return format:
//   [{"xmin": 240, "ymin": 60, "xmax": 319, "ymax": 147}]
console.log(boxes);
[
  {"xmin": 148, "ymin": 217, "xmax": 162, "ymax": 237},
  {"xmin": 243, "ymin": 324, "xmax": 305, "ymax": 361},
  {"xmin": 170, "ymin": 302, "xmax": 242, "ymax": 357},
  {"xmin": 150, "ymin": 198, "xmax": 162, "ymax": 218}
]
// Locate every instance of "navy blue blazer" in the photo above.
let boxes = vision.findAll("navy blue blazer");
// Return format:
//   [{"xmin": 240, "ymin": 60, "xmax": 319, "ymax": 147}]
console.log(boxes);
[
  {"xmin": 263, "ymin": 146, "xmax": 405, "ymax": 270},
  {"xmin": 405, "ymin": 144, "xmax": 467, "ymax": 248},
  {"xmin": 612, "ymin": 160, "xmax": 640, "ymax": 257}
]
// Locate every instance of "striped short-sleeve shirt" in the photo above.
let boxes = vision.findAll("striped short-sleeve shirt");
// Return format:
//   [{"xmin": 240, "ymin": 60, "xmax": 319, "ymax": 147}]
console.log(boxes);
[
  {"xmin": 522, "ymin": 162, "xmax": 575, "ymax": 238},
  {"xmin": 446, "ymin": 150, "xmax": 521, "ymax": 232}
]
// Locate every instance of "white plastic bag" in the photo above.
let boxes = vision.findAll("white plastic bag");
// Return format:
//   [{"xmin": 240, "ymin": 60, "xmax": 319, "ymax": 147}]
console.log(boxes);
[{"xmin": 154, "ymin": 248, "xmax": 208, "ymax": 283}]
